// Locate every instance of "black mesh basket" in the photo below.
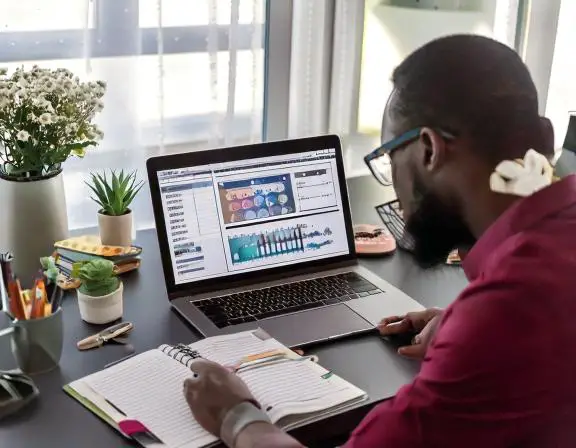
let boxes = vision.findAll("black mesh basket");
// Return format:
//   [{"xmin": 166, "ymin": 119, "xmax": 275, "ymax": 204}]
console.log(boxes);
[
  {"xmin": 376, "ymin": 199, "xmax": 461, "ymax": 265},
  {"xmin": 375, "ymin": 200, "xmax": 415, "ymax": 252}
]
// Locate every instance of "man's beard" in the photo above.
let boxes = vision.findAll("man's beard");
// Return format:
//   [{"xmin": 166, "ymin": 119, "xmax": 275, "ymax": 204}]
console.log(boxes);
[{"xmin": 404, "ymin": 178, "xmax": 476, "ymax": 268}]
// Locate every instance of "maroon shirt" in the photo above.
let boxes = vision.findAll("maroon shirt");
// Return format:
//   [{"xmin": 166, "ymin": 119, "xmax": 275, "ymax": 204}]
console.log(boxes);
[{"xmin": 345, "ymin": 175, "xmax": 576, "ymax": 447}]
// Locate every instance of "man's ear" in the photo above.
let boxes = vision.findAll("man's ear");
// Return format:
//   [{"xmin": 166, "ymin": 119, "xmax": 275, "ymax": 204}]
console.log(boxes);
[{"xmin": 419, "ymin": 127, "xmax": 447, "ymax": 172}]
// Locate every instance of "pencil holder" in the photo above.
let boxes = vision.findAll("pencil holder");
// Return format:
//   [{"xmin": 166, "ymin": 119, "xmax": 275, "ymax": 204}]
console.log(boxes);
[{"xmin": 0, "ymin": 308, "xmax": 63, "ymax": 374}]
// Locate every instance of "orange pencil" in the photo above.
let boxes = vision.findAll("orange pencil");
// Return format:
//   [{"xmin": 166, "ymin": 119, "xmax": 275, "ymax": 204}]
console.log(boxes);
[
  {"xmin": 36, "ymin": 279, "xmax": 48, "ymax": 318},
  {"xmin": 8, "ymin": 280, "xmax": 26, "ymax": 320}
]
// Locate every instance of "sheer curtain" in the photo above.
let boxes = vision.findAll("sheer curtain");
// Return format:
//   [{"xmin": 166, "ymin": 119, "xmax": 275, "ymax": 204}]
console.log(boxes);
[{"xmin": 0, "ymin": 0, "xmax": 265, "ymax": 230}]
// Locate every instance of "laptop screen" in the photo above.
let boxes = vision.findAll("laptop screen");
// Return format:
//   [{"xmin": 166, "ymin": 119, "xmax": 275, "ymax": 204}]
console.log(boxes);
[{"xmin": 157, "ymin": 148, "xmax": 351, "ymax": 285}]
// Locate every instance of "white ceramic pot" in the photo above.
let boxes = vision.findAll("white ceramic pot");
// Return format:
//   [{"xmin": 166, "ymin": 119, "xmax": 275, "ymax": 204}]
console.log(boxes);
[
  {"xmin": 98, "ymin": 211, "xmax": 133, "ymax": 247},
  {"xmin": 0, "ymin": 170, "xmax": 68, "ymax": 281},
  {"xmin": 77, "ymin": 282, "xmax": 124, "ymax": 324}
]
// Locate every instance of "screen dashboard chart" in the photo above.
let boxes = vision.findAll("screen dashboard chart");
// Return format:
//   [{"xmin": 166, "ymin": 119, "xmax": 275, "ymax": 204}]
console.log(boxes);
[{"xmin": 157, "ymin": 149, "xmax": 350, "ymax": 285}]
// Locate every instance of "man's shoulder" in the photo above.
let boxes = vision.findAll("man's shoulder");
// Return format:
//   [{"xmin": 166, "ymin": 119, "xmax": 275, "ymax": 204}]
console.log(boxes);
[{"xmin": 477, "ymin": 229, "xmax": 576, "ymax": 290}]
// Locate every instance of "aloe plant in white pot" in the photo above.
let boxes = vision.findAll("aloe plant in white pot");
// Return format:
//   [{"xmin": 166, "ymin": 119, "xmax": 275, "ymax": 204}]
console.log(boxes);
[
  {"xmin": 86, "ymin": 170, "xmax": 144, "ymax": 247},
  {"xmin": 72, "ymin": 259, "xmax": 123, "ymax": 324}
]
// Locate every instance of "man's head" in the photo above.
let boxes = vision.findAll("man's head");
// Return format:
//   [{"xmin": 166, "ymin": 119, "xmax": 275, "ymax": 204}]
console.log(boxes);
[{"xmin": 381, "ymin": 35, "xmax": 554, "ymax": 268}]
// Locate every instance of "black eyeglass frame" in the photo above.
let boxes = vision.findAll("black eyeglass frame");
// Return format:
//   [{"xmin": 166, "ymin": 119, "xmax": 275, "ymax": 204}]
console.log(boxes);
[{"xmin": 364, "ymin": 127, "xmax": 456, "ymax": 185}]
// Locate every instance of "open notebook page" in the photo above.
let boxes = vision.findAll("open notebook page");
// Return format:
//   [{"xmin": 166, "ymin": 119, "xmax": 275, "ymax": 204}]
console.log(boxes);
[
  {"xmin": 78, "ymin": 332, "xmax": 283, "ymax": 447},
  {"xmin": 81, "ymin": 349, "xmax": 216, "ymax": 448},
  {"xmin": 239, "ymin": 360, "xmax": 366, "ymax": 425}
]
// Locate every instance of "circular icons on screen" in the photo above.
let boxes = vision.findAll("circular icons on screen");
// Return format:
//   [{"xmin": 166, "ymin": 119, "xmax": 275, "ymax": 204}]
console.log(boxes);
[
  {"xmin": 231, "ymin": 211, "xmax": 244, "ymax": 222},
  {"xmin": 229, "ymin": 201, "xmax": 241, "ymax": 212},
  {"xmin": 278, "ymin": 194, "xmax": 288, "ymax": 205},
  {"xmin": 257, "ymin": 208, "xmax": 270, "ymax": 218},
  {"xmin": 241, "ymin": 199, "xmax": 254, "ymax": 209},
  {"xmin": 244, "ymin": 210, "xmax": 257, "ymax": 220},
  {"xmin": 265, "ymin": 193, "xmax": 278, "ymax": 207},
  {"xmin": 269, "ymin": 205, "xmax": 282, "ymax": 216},
  {"xmin": 253, "ymin": 195, "xmax": 265, "ymax": 207}
]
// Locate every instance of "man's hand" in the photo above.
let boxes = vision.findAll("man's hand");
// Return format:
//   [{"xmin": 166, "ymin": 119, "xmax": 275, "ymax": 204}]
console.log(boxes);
[
  {"xmin": 378, "ymin": 308, "xmax": 443, "ymax": 359},
  {"xmin": 183, "ymin": 359, "xmax": 255, "ymax": 436}
]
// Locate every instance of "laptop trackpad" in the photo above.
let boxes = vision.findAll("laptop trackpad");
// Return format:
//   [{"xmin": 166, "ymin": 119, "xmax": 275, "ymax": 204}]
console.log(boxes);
[{"xmin": 259, "ymin": 304, "xmax": 372, "ymax": 348}]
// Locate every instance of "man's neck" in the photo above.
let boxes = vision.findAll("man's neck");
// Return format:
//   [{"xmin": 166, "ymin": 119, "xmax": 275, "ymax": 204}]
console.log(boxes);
[{"xmin": 464, "ymin": 192, "xmax": 520, "ymax": 239}]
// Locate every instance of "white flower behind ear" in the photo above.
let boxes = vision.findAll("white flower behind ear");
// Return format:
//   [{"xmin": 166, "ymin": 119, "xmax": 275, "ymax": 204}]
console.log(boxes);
[{"xmin": 490, "ymin": 149, "xmax": 554, "ymax": 197}]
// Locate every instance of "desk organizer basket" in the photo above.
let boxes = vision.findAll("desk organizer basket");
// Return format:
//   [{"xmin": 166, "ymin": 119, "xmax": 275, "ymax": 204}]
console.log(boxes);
[
  {"xmin": 375, "ymin": 200, "xmax": 415, "ymax": 251},
  {"xmin": 376, "ymin": 199, "xmax": 461, "ymax": 265}
]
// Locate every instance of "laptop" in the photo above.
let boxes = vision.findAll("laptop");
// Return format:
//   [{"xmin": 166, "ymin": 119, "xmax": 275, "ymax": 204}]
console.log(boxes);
[{"xmin": 147, "ymin": 135, "xmax": 424, "ymax": 347}]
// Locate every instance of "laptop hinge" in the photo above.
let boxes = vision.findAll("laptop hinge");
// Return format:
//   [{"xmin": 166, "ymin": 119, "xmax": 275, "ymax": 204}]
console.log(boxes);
[{"xmin": 169, "ymin": 258, "xmax": 358, "ymax": 300}]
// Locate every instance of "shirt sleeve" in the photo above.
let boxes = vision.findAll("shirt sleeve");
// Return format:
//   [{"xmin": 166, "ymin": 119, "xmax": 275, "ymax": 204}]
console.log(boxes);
[{"xmin": 344, "ymin": 262, "xmax": 563, "ymax": 448}]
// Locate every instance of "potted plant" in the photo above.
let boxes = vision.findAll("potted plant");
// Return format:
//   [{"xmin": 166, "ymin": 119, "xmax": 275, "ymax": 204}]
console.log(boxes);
[
  {"xmin": 0, "ymin": 66, "xmax": 106, "ymax": 281},
  {"xmin": 86, "ymin": 170, "xmax": 144, "ymax": 247},
  {"xmin": 72, "ymin": 259, "xmax": 123, "ymax": 324}
]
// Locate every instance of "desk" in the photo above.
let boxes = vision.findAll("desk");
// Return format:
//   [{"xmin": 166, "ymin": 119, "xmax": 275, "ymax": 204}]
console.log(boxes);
[{"xmin": 0, "ymin": 175, "xmax": 468, "ymax": 447}]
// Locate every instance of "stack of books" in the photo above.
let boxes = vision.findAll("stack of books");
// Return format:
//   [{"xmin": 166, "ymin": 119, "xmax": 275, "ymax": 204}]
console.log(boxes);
[{"xmin": 53, "ymin": 235, "xmax": 142, "ymax": 285}]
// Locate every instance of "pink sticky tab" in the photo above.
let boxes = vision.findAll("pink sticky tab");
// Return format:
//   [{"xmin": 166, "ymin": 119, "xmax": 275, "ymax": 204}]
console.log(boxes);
[{"xmin": 118, "ymin": 419, "xmax": 149, "ymax": 437}]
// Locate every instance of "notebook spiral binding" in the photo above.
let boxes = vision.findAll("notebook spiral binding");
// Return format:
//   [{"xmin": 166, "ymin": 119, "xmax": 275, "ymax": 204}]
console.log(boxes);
[{"xmin": 159, "ymin": 343, "xmax": 201, "ymax": 368}]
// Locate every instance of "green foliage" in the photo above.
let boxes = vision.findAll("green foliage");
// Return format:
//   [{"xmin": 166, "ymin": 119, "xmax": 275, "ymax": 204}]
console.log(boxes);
[
  {"xmin": 86, "ymin": 169, "xmax": 144, "ymax": 216},
  {"xmin": 40, "ymin": 256, "xmax": 59, "ymax": 285},
  {"xmin": 72, "ymin": 259, "xmax": 120, "ymax": 297}
]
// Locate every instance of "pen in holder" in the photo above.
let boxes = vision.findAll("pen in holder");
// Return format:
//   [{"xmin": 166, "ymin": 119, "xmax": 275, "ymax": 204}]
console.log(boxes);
[
  {"xmin": 0, "ymin": 253, "xmax": 64, "ymax": 374},
  {"xmin": 0, "ymin": 308, "xmax": 63, "ymax": 374}
]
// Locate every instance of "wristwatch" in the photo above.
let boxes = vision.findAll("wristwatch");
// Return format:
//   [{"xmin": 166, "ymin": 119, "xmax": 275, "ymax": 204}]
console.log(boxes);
[{"xmin": 220, "ymin": 401, "xmax": 272, "ymax": 448}]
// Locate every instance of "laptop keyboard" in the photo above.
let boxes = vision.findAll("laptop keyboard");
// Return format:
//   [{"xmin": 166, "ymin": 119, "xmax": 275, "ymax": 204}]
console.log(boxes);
[{"xmin": 193, "ymin": 272, "xmax": 382, "ymax": 329}]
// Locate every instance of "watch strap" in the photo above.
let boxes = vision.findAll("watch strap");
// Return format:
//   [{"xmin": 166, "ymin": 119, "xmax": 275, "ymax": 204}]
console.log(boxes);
[{"xmin": 220, "ymin": 401, "xmax": 272, "ymax": 448}]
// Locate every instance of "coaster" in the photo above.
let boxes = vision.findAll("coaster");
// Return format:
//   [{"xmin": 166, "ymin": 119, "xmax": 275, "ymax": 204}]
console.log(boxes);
[{"xmin": 354, "ymin": 224, "xmax": 396, "ymax": 256}]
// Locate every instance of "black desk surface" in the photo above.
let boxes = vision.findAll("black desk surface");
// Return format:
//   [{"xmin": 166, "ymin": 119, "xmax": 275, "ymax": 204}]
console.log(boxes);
[{"xmin": 0, "ymin": 175, "xmax": 468, "ymax": 447}]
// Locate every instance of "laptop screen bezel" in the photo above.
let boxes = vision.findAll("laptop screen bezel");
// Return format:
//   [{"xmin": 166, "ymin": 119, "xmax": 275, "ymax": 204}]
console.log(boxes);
[{"xmin": 147, "ymin": 134, "xmax": 357, "ymax": 299}]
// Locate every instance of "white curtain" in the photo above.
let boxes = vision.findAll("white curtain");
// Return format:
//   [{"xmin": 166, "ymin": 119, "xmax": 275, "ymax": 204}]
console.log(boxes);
[{"xmin": 0, "ymin": 0, "xmax": 265, "ymax": 230}]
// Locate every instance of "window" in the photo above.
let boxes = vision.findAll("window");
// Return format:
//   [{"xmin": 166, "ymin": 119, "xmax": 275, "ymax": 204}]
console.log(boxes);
[
  {"xmin": 329, "ymin": 0, "xmax": 525, "ymax": 176},
  {"xmin": 1, "ymin": 0, "xmax": 268, "ymax": 230},
  {"xmin": 544, "ymin": 0, "xmax": 576, "ymax": 149}
]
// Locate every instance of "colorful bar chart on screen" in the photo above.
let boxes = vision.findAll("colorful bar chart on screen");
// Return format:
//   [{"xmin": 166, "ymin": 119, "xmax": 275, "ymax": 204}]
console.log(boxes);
[{"xmin": 228, "ymin": 224, "xmax": 335, "ymax": 265}]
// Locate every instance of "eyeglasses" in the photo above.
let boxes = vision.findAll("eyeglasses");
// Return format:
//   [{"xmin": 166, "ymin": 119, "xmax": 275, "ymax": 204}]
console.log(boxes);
[{"xmin": 364, "ymin": 127, "xmax": 455, "ymax": 186}]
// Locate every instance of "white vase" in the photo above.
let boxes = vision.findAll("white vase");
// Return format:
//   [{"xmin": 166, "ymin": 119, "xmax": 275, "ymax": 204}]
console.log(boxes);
[
  {"xmin": 0, "ymin": 171, "xmax": 68, "ymax": 282},
  {"xmin": 98, "ymin": 211, "xmax": 133, "ymax": 247},
  {"xmin": 77, "ymin": 282, "xmax": 123, "ymax": 324}
]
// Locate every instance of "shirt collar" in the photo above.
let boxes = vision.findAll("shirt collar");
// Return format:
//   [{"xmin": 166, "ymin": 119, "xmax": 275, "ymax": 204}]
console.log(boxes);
[{"xmin": 463, "ymin": 174, "xmax": 576, "ymax": 281}]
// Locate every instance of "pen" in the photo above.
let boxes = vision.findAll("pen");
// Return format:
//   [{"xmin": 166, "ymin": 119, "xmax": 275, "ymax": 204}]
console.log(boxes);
[{"xmin": 51, "ymin": 287, "xmax": 63, "ymax": 314}]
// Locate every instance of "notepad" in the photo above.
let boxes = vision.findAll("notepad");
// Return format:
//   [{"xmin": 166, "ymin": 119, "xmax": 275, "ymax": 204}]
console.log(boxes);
[{"xmin": 64, "ymin": 330, "xmax": 367, "ymax": 448}]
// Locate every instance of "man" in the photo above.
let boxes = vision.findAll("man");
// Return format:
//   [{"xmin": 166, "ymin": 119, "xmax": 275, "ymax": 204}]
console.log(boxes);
[{"xmin": 182, "ymin": 35, "xmax": 576, "ymax": 447}]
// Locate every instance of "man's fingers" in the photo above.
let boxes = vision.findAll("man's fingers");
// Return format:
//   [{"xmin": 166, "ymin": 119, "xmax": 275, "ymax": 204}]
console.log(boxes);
[
  {"xmin": 379, "ymin": 315, "xmax": 404, "ymax": 327},
  {"xmin": 397, "ymin": 343, "xmax": 426, "ymax": 359},
  {"xmin": 189, "ymin": 358, "xmax": 221, "ymax": 375},
  {"xmin": 378, "ymin": 317, "xmax": 411, "ymax": 335}
]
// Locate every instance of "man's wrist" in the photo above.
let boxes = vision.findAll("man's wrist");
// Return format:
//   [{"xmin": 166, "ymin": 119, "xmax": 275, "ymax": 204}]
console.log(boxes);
[{"xmin": 220, "ymin": 401, "xmax": 272, "ymax": 448}]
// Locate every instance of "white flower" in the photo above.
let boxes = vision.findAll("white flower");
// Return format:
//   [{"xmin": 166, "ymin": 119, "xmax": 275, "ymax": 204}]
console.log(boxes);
[
  {"xmin": 489, "ymin": 149, "xmax": 554, "ymax": 197},
  {"xmin": 0, "ymin": 98, "xmax": 9, "ymax": 109},
  {"xmin": 27, "ymin": 112, "xmax": 37, "ymax": 122},
  {"xmin": 17, "ymin": 130, "xmax": 30, "ymax": 142},
  {"xmin": 43, "ymin": 80, "xmax": 56, "ymax": 92},
  {"xmin": 65, "ymin": 123, "xmax": 78, "ymax": 135},
  {"xmin": 39, "ymin": 113, "xmax": 53, "ymax": 125}
]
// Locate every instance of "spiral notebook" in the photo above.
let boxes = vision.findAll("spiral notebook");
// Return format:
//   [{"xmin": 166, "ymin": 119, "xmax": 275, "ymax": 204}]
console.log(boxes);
[{"xmin": 64, "ymin": 330, "xmax": 367, "ymax": 448}]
